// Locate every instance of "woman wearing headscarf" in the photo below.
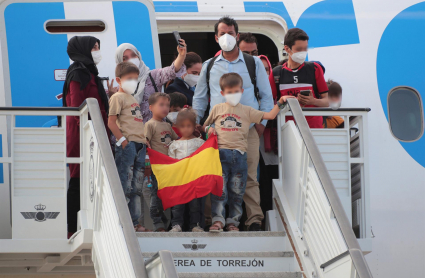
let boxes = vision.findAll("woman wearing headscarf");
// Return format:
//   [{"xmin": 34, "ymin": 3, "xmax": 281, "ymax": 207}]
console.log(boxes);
[
  {"xmin": 115, "ymin": 40, "xmax": 187, "ymax": 122},
  {"xmin": 63, "ymin": 36, "xmax": 109, "ymax": 237}
]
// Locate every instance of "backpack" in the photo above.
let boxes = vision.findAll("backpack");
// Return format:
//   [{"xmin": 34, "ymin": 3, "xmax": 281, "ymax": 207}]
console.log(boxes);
[
  {"xmin": 206, "ymin": 52, "xmax": 259, "ymax": 100},
  {"xmin": 200, "ymin": 53, "xmax": 259, "ymax": 124}
]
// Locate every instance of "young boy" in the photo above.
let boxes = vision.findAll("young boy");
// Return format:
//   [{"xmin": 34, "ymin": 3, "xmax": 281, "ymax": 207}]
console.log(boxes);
[
  {"xmin": 167, "ymin": 92, "xmax": 187, "ymax": 137},
  {"xmin": 145, "ymin": 92, "xmax": 179, "ymax": 232},
  {"xmin": 108, "ymin": 61, "xmax": 148, "ymax": 232},
  {"xmin": 323, "ymin": 80, "xmax": 344, "ymax": 128},
  {"xmin": 204, "ymin": 73, "xmax": 294, "ymax": 232}
]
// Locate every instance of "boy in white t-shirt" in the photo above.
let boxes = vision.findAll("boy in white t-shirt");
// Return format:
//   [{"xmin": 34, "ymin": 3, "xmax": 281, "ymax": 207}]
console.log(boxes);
[{"xmin": 203, "ymin": 73, "xmax": 294, "ymax": 232}]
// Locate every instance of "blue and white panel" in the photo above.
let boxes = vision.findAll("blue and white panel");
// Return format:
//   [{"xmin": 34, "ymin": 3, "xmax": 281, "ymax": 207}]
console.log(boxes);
[{"xmin": 2, "ymin": 0, "xmax": 159, "ymax": 127}]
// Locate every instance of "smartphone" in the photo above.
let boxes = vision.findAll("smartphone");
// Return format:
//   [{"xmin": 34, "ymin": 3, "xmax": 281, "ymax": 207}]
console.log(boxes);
[
  {"xmin": 300, "ymin": 90, "xmax": 311, "ymax": 96},
  {"xmin": 173, "ymin": 31, "xmax": 183, "ymax": 47}
]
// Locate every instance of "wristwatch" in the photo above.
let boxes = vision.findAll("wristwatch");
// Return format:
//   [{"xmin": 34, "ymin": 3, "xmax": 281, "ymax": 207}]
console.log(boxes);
[
  {"xmin": 116, "ymin": 136, "xmax": 127, "ymax": 146},
  {"xmin": 277, "ymin": 101, "xmax": 287, "ymax": 110}
]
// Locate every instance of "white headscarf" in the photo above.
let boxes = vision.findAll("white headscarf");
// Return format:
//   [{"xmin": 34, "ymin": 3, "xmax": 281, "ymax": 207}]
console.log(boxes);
[{"xmin": 115, "ymin": 43, "xmax": 150, "ymax": 103}]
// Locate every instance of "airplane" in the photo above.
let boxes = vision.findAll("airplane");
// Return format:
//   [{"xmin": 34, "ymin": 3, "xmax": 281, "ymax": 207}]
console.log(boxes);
[{"xmin": 0, "ymin": 0, "xmax": 423, "ymax": 277}]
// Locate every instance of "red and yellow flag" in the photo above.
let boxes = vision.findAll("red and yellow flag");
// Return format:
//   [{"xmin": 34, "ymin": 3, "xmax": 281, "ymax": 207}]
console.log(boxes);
[{"xmin": 147, "ymin": 135, "xmax": 223, "ymax": 210}]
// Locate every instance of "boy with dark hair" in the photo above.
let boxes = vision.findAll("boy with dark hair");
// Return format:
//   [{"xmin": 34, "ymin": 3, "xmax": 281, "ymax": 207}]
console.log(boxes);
[
  {"xmin": 238, "ymin": 32, "xmax": 258, "ymax": 56},
  {"xmin": 145, "ymin": 92, "xmax": 179, "ymax": 231},
  {"xmin": 279, "ymin": 27, "xmax": 329, "ymax": 128},
  {"xmin": 324, "ymin": 80, "xmax": 344, "ymax": 128},
  {"xmin": 203, "ymin": 73, "xmax": 294, "ymax": 232},
  {"xmin": 169, "ymin": 92, "xmax": 187, "ymax": 112},
  {"xmin": 108, "ymin": 61, "xmax": 149, "ymax": 232}
]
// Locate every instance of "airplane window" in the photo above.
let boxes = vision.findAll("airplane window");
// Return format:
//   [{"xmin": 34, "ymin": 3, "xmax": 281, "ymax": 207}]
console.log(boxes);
[
  {"xmin": 45, "ymin": 20, "xmax": 105, "ymax": 33},
  {"xmin": 388, "ymin": 86, "xmax": 424, "ymax": 142}
]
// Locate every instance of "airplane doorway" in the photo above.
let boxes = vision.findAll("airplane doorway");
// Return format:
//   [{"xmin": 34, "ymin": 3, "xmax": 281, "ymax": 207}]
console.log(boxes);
[{"xmin": 158, "ymin": 32, "xmax": 280, "ymax": 68}]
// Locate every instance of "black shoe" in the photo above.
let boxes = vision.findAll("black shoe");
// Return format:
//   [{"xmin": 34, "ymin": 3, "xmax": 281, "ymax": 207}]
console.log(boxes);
[{"xmin": 248, "ymin": 223, "xmax": 262, "ymax": 231}]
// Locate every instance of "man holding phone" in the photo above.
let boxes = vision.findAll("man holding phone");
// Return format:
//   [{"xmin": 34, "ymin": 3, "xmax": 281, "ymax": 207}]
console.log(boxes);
[{"xmin": 278, "ymin": 28, "xmax": 329, "ymax": 128}]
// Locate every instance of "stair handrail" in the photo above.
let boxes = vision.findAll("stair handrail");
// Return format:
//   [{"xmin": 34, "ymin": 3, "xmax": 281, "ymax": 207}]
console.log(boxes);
[
  {"xmin": 81, "ymin": 98, "xmax": 148, "ymax": 278},
  {"xmin": 285, "ymin": 98, "xmax": 373, "ymax": 278}
]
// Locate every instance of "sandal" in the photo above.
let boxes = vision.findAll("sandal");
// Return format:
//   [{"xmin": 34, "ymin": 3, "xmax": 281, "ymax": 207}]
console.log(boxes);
[
  {"xmin": 155, "ymin": 227, "xmax": 166, "ymax": 232},
  {"xmin": 209, "ymin": 221, "xmax": 223, "ymax": 233},
  {"xmin": 134, "ymin": 224, "xmax": 152, "ymax": 232},
  {"xmin": 226, "ymin": 224, "xmax": 239, "ymax": 232}
]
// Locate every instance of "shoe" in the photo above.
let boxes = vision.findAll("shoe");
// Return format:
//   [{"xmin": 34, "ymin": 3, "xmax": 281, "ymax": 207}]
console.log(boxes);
[
  {"xmin": 248, "ymin": 223, "xmax": 262, "ymax": 231},
  {"xmin": 155, "ymin": 228, "xmax": 166, "ymax": 232},
  {"xmin": 170, "ymin": 225, "xmax": 182, "ymax": 232},
  {"xmin": 134, "ymin": 224, "xmax": 152, "ymax": 232},
  {"xmin": 226, "ymin": 224, "xmax": 239, "ymax": 232},
  {"xmin": 209, "ymin": 221, "xmax": 223, "ymax": 233},
  {"xmin": 192, "ymin": 225, "xmax": 205, "ymax": 232}
]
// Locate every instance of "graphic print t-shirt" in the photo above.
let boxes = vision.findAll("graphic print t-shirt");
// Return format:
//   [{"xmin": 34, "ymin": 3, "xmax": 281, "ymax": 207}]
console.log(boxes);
[
  {"xmin": 109, "ymin": 92, "xmax": 145, "ymax": 143},
  {"xmin": 145, "ymin": 119, "xmax": 179, "ymax": 155},
  {"xmin": 279, "ymin": 62, "xmax": 328, "ymax": 128},
  {"xmin": 204, "ymin": 103, "xmax": 264, "ymax": 152}
]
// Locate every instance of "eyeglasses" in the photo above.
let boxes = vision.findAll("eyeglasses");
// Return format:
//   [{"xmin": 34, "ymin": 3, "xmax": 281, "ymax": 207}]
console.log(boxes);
[{"xmin": 242, "ymin": 50, "xmax": 259, "ymax": 56}]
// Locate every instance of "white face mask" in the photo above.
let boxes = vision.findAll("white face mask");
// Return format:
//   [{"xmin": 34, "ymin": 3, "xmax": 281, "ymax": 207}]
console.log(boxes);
[
  {"xmin": 129, "ymin": 57, "xmax": 140, "ymax": 68},
  {"xmin": 121, "ymin": 79, "xmax": 138, "ymax": 95},
  {"xmin": 218, "ymin": 34, "xmax": 237, "ymax": 52},
  {"xmin": 224, "ymin": 92, "xmax": 242, "ymax": 106},
  {"xmin": 183, "ymin": 74, "xmax": 199, "ymax": 87},
  {"xmin": 91, "ymin": 50, "xmax": 102, "ymax": 65},
  {"xmin": 166, "ymin": 112, "xmax": 179, "ymax": 124},
  {"xmin": 329, "ymin": 101, "xmax": 341, "ymax": 110},
  {"xmin": 290, "ymin": 50, "xmax": 307, "ymax": 64}
]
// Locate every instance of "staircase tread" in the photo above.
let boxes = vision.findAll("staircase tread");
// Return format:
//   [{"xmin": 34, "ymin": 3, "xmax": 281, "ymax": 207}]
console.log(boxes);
[
  {"xmin": 178, "ymin": 272, "xmax": 302, "ymax": 278},
  {"xmin": 136, "ymin": 231, "xmax": 286, "ymax": 238},
  {"xmin": 142, "ymin": 251, "xmax": 294, "ymax": 258}
]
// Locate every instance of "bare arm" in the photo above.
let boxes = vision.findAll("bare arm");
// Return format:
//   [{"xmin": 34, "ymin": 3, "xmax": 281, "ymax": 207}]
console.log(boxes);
[
  {"xmin": 263, "ymin": 95, "xmax": 296, "ymax": 120},
  {"xmin": 108, "ymin": 115, "xmax": 128, "ymax": 148}
]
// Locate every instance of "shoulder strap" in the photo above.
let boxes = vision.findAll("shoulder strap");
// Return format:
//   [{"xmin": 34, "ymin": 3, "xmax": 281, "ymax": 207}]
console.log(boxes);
[
  {"xmin": 206, "ymin": 56, "xmax": 219, "ymax": 97},
  {"xmin": 148, "ymin": 72, "xmax": 159, "ymax": 92},
  {"xmin": 242, "ymin": 53, "xmax": 260, "ymax": 101}
]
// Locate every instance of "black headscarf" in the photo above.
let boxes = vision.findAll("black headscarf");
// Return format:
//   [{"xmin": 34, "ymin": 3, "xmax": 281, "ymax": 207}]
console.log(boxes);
[{"xmin": 62, "ymin": 36, "xmax": 109, "ymax": 113}]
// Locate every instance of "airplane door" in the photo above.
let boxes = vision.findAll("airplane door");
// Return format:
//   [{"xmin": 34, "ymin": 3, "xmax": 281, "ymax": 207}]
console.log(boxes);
[{"xmin": 0, "ymin": 0, "xmax": 160, "ymax": 127}]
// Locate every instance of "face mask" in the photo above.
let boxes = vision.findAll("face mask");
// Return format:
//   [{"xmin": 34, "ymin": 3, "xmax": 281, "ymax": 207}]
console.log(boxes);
[
  {"xmin": 329, "ymin": 101, "xmax": 341, "ymax": 110},
  {"xmin": 129, "ymin": 57, "xmax": 140, "ymax": 68},
  {"xmin": 91, "ymin": 50, "xmax": 102, "ymax": 65},
  {"xmin": 224, "ymin": 92, "xmax": 242, "ymax": 106},
  {"xmin": 121, "ymin": 79, "xmax": 138, "ymax": 95},
  {"xmin": 183, "ymin": 74, "xmax": 199, "ymax": 87},
  {"xmin": 166, "ymin": 112, "xmax": 179, "ymax": 124},
  {"xmin": 290, "ymin": 50, "xmax": 307, "ymax": 64},
  {"xmin": 218, "ymin": 34, "xmax": 237, "ymax": 52}
]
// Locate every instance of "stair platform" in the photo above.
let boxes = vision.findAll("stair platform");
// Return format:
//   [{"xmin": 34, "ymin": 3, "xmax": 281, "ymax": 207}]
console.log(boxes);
[{"xmin": 178, "ymin": 271, "xmax": 303, "ymax": 277}]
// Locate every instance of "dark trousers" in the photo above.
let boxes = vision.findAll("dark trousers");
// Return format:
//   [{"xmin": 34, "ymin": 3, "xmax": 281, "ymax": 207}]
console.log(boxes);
[
  {"xmin": 172, "ymin": 197, "xmax": 203, "ymax": 230},
  {"xmin": 67, "ymin": 177, "xmax": 80, "ymax": 233}
]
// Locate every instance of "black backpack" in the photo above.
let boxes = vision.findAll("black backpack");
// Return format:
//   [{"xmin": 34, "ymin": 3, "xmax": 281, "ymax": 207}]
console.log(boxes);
[{"xmin": 201, "ymin": 52, "xmax": 259, "ymax": 124}]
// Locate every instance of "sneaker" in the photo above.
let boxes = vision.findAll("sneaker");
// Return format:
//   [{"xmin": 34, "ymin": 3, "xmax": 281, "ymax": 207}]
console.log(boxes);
[
  {"xmin": 192, "ymin": 225, "xmax": 205, "ymax": 232},
  {"xmin": 170, "ymin": 225, "xmax": 182, "ymax": 232},
  {"xmin": 248, "ymin": 223, "xmax": 262, "ymax": 231}
]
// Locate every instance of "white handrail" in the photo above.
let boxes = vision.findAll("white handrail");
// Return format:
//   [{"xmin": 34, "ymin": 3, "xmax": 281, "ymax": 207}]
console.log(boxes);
[{"xmin": 275, "ymin": 99, "xmax": 372, "ymax": 278}]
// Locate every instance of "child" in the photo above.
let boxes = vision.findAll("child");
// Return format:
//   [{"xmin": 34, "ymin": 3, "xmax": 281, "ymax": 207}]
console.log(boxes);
[
  {"xmin": 145, "ymin": 92, "xmax": 179, "ymax": 232},
  {"xmin": 167, "ymin": 92, "xmax": 188, "ymax": 137},
  {"xmin": 203, "ymin": 73, "xmax": 294, "ymax": 232},
  {"xmin": 108, "ymin": 61, "xmax": 149, "ymax": 232},
  {"xmin": 323, "ymin": 80, "xmax": 344, "ymax": 128},
  {"xmin": 168, "ymin": 109, "xmax": 205, "ymax": 232}
]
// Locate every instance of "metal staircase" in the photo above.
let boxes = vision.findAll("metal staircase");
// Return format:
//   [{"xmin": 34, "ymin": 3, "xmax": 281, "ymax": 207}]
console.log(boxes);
[{"xmin": 0, "ymin": 99, "xmax": 373, "ymax": 278}]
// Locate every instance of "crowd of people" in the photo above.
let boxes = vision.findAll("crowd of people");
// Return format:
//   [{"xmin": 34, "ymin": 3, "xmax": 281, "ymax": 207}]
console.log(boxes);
[{"xmin": 64, "ymin": 16, "xmax": 343, "ymax": 237}]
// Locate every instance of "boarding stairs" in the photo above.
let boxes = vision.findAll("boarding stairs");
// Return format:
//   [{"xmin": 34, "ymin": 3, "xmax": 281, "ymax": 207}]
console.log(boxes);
[{"xmin": 0, "ymin": 99, "xmax": 373, "ymax": 278}]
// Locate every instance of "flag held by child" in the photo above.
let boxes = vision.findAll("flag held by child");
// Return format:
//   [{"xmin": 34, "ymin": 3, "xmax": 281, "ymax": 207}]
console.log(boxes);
[{"xmin": 148, "ymin": 135, "xmax": 223, "ymax": 210}]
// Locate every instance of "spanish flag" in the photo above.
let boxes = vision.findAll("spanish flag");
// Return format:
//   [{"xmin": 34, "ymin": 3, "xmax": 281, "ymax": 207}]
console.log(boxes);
[{"xmin": 148, "ymin": 135, "xmax": 223, "ymax": 210}]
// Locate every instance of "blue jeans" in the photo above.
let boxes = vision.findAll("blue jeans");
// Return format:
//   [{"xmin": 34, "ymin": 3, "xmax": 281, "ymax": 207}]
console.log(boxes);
[
  {"xmin": 211, "ymin": 149, "xmax": 248, "ymax": 227},
  {"xmin": 115, "ymin": 141, "xmax": 146, "ymax": 226},
  {"xmin": 171, "ymin": 197, "xmax": 203, "ymax": 230},
  {"xmin": 150, "ymin": 174, "xmax": 168, "ymax": 230}
]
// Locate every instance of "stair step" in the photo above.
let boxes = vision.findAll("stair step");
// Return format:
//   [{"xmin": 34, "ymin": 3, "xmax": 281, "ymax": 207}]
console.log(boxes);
[
  {"xmin": 143, "ymin": 251, "xmax": 297, "ymax": 273},
  {"xmin": 178, "ymin": 272, "xmax": 303, "ymax": 278},
  {"xmin": 137, "ymin": 231, "xmax": 289, "ymax": 253}
]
